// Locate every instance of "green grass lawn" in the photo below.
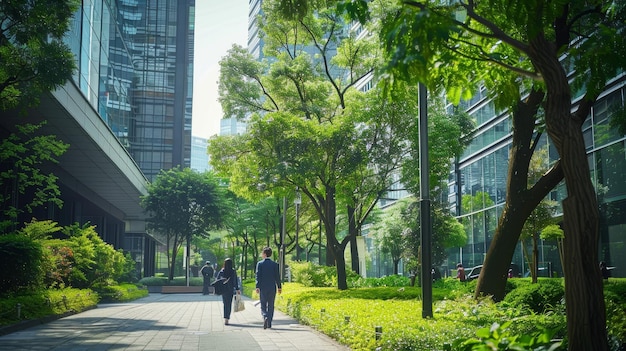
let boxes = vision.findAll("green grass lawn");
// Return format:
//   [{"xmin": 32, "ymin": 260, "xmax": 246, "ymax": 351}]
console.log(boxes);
[
  {"xmin": 243, "ymin": 278, "xmax": 626, "ymax": 351},
  {"xmin": 2, "ymin": 277, "xmax": 624, "ymax": 350}
]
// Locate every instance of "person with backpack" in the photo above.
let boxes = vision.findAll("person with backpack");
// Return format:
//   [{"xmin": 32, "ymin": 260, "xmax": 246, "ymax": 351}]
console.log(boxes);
[
  {"xmin": 215, "ymin": 258, "xmax": 240, "ymax": 325},
  {"xmin": 200, "ymin": 261, "xmax": 214, "ymax": 295}
]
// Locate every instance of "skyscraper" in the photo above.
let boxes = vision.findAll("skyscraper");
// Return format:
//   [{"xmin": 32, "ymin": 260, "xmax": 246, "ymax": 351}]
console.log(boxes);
[
  {"xmin": 0, "ymin": 0, "xmax": 196, "ymax": 278},
  {"xmin": 121, "ymin": 0, "xmax": 195, "ymax": 181}
]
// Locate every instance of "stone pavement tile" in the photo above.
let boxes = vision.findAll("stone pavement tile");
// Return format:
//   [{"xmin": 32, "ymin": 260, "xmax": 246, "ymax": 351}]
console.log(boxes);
[{"xmin": 0, "ymin": 293, "xmax": 350, "ymax": 351}]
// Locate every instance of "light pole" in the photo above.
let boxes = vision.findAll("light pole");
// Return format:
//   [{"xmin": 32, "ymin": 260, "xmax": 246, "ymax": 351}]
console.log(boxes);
[
  {"xmin": 419, "ymin": 82, "xmax": 433, "ymax": 318},
  {"xmin": 280, "ymin": 196, "xmax": 287, "ymax": 280},
  {"xmin": 294, "ymin": 187, "xmax": 301, "ymax": 261}
]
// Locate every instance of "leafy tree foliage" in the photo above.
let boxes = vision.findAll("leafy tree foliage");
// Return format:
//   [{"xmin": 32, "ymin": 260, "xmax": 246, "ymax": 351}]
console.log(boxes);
[
  {"xmin": 212, "ymin": 0, "xmax": 414, "ymax": 290},
  {"xmin": 141, "ymin": 168, "xmax": 226, "ymax": 280},
  {"xmin": 373, "ymin": 198, "xmax": 466, "ymax": 285},
  {"xmin": 0, "ymin": 233, "xmax": 44, "ymax": 294},
  {"xmin": 335, "ymin": 0, "xmax": 625, "ymax": 348},
  {"xmin": 540, "ymin": 224, "xmax": 565, "ymax": 275},
  {"xmin": 0, "ymin": 0, "xmax": 78, "ymax": 110},
  {"xmin": 19, "ymin": 220, "xmax": 136, "ymax": 289},
  {"xmin": 0, "ymin": 123, "xmax": 69, "ymax": 232}
]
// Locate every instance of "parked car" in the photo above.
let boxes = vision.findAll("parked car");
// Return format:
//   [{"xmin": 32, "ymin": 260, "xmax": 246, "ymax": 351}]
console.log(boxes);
[{"xmin": 466, "ymin": 265, "xmax": 482, "ymax": 281}]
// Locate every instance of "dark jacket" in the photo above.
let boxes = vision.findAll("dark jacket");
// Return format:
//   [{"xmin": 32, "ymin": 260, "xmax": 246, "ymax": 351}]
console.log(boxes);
[
  {"xmin": 216, "ymin": 268, "xmax": 239, "ymax": 295},
  {"xmin": 255, "ymin": 258, "xmax": 281, "ymax": 292}
]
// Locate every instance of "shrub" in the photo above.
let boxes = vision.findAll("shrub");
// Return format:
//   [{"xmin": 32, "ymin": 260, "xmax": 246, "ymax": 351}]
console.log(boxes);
[
  {"xmin": 0, "ymin": 288, "xmax": 99, "ymax": 326},
  {"xmin": 604, "ymin": 280, "xmax": 626, "ymax": 348},
  {"xmin": 95, "ymin": 283, "xmax": 148, "ymax": 302},
  {"xmin": 138, "ymin": 276, "xmax": 203, "ymax": 286},
  {"xmin": 452, "ymin": 321, "xmax": 565, "ymax": 351},
  {"xmin": 290, "ymin": 262, "xmax": 338, "ymax": 287},
  {"xmin": 0, "ymin": 233, "xmax": 44, "ymax": 294},
  {"xmin": 503, "ymin": 279, "xmax": 564, "ymax": 313},
  {"xmin": 350, "ymin": 274, "xmax": 411, "ymax": 288}
]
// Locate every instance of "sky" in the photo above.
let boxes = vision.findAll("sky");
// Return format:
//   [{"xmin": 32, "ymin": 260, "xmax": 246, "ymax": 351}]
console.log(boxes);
[{"xmin": 192, "ymin": 0, "xmax": 249, "ymax": 139}]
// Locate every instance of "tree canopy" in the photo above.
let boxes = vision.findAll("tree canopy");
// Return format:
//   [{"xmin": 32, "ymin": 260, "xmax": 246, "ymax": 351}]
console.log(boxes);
[
  {"xmin": 334, "ymin": 0, "xmax": 625, "ymax": 349},
  {"xmin": 0, "ymin": 123, "xmax": 68, "ymax": 233},
  {"xmin": 0, "ymin": 0, "xmax": 78, "ymax": 110},
  {"xmin": 141, "ymin": 168, "xmax": 227, "ymax": 280}
]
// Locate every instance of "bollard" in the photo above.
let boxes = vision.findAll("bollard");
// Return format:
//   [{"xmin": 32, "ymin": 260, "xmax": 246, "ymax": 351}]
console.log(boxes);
[
  {"xmin": 375, "ymin": 326, "xmax": 383, "ymax": 340},
  {"xmin": 320, "ymin": 308, "xmax": 325, "ymax": 321},
  {"xmin": 344, "ymin": 316, "xmax": 350, "ymax": 324},
  {"xmin": 62, "ymin": 295, "xmax": 68, "ymax": 309},
  {"xmin": 16, "ymin": 303, "xmax": 21, "ymax": 320}
]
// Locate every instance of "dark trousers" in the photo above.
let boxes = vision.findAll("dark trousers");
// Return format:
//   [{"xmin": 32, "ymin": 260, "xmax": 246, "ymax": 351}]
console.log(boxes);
[
  {"xmin": 222, "ymin": 293, "xmax": 234, "ymax": 319},
  {"xmin": 202, "ymin": 277, "xmax": 211, "ymax": 294},
  {"xmin": 259, "ymin": 289, "xmax": 277, "ymax": 325}
]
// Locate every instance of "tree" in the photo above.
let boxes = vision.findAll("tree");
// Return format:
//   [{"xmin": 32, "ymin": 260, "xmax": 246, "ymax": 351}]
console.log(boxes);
[
  {"xmin": 520, "ymin": 147, "xmax": 558, "ymax": 283},
  {"xmin": 211, "ymin": 0, "xmax": 413, "ymax": 290},
  {"xmin": 337, "ymin": 0, "xmax": 624, "ymax": 348},
  {"xmin": 371, "ymin": 203, "xmax": 405, "ymax": 275},
  {"xmin": 541, "ymin": 224, "xmax": 565, "ymax": 275},
  {"xmin": 0, "ymin": 123, "xmax": 69, "ymax": 233},
  {"xmin": 141, "ymin": 168, "xmax": 226, "ymax": 281},
  {"xmin": 0, "ymin": 0, "xmax": 78, "ymax": 110}
]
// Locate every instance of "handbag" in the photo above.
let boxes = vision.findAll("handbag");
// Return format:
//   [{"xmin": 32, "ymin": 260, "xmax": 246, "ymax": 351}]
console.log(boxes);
[
  {"xmin": 234, "ymin": 294, "xmax": 245, "ymax": 312},
  {"xmin": 210, "ymin": 277, "xmax": 230, "ymax": 295}
]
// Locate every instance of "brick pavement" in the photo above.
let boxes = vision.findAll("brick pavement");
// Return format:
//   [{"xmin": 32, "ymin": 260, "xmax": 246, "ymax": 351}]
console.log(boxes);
[{"xmin": 0, "ymin": 293, "xmax": 350, "ymax": 351}]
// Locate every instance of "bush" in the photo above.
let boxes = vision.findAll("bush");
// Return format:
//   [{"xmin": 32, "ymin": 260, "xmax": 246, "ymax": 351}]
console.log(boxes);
[
  {"xmin": 95, "ymin": 283, "xmax": 148, "ymax": 302},
  {"xmin": 290, "ymin": 262, "xmax": 339, "ymax": 287},
  {"xmin": 604, "ymin": 279, "xmax": 626, "ymax": 349},
  {"xmin": 350, "ymin": 274, "xmax": 411, "ymax": 288},
  {"xmin": 138, "ymin": 276, "xmax": 203, "ymax": 286},
  {"xmin": 0, "ymin": 288, "xmax": 99, "ymax": 326},
  {"xmin": 502, "ymin": 279, "xmax": 564, "ymax": 313},
  {"xmin": 0, "ymin": 233, "xmax": 44, "ymax": 294}
]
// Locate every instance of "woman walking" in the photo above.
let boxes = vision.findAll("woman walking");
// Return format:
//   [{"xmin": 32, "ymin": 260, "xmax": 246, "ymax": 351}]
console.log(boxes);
[{"xmin": 215, "ymin": 258, "xmax": 241, "ymax": 325}]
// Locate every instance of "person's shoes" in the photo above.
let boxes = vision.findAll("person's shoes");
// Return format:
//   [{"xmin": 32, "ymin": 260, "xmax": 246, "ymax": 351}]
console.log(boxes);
[
  {"xmin": 263, "ymin": 317, "xmax": 268, "ymax": 329},
  {"xmin": 224, "ymin": 318, "xmax": 229, "ymax": 325}
]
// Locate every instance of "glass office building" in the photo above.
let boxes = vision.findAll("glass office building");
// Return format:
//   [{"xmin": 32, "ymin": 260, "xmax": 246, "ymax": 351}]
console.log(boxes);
[
  {"xmin": 24, "ymin": 0, "xmax": 196, "ymax": 277},
  {"xmin": 65, "ymin": 0, "xmax": 194, "ymax": 182},
  {"xmin": 447, "ymin": 77, "xmax": 626, "ymax": 278}
]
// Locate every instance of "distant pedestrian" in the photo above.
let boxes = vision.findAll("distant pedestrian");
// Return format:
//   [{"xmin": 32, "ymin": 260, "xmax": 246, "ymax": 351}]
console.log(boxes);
[
  {"xmin": 216, "ymin": 258, "xmax": 240, "ymax": 325},
  {"xmin": 456, "ymin": 263, "xmax": 466, "ymax": 282},
  {"xmin": 255, "ymin": 246, "xmax": 282, "ymax": 329},
  {"xmin": 200, "ymin": 261, "xmax": 214, "ymax": 295}
]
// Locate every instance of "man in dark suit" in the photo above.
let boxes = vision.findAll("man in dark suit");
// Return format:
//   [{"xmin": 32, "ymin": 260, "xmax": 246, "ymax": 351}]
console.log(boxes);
[{"xmin": 255, "ymin": 246, "xmax": 282, "ymax": 329}]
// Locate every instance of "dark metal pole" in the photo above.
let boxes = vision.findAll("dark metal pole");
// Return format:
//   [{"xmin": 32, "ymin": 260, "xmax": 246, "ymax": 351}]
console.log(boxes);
[
  {"xmin": 419, "ymin": 82, "xmax": 433, "ymax": 318},
  {"xmin": 280, "ymin": 196, "xmax": 286, "ymax": 280},
  {"xmin": 294, "ymin": 188, "xmax": 301, "ymax": 261}
]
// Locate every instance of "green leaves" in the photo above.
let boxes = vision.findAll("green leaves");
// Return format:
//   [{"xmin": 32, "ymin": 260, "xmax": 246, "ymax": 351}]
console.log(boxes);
[
  {"xmin": 0, "ymin": 0, "xmax": 78, "ymax": 109},
  {"xmin": 0, "ymin": 122, "xmax": 68, "ymax": 232},
  {"xmin": 454, "ymin": 321, "xmax": 563, "ymax": 351}
]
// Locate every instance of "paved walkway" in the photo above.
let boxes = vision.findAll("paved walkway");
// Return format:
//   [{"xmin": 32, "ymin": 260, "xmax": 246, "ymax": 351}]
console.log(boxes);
[{"xmin": 0, "ymin": 293, "xmax": 349, "ymax": 351}]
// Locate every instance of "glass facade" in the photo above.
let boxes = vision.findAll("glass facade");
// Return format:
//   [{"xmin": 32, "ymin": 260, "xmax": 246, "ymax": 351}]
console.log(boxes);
[
  {"xmin": 65, "ymin": 0, "xmax": 194, "ymax": 182},
  {"xmin": 449, "ymin": 82, "xmax": 626, "ymax": 278},
  {"xmin": 56, "ymin": 0, "xmax": 195, "ymax": 277}
]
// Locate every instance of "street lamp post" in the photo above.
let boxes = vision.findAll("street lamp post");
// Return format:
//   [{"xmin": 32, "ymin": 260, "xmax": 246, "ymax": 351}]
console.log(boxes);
[
  {"xmin": 294, "ymin": 187, "xmax": 302, "ymax": 261},
  {"xmin": 280, "ymin": 196, "xmax": 287, "ymax": 280},
  {"xmin": 419, "ymin": 81, "xmax": 433, "ymax": 318}
]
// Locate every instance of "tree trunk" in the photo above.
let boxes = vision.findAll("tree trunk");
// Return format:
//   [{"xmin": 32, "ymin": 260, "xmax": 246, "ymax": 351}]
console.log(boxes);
[
  {"xmin": 474, "ymin": 88, "xmax": 561, "ymax": 300},
  {"xmin": 348, "ymin": 206, "xmax": 360, "ymax": 274},
  {"xmin": 532, "ymin": 232, "xmax": 539, "ymax": 283},
  {"xmin": 529, "ymin": 35, "xmax": 608, "ymax": 351}
]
